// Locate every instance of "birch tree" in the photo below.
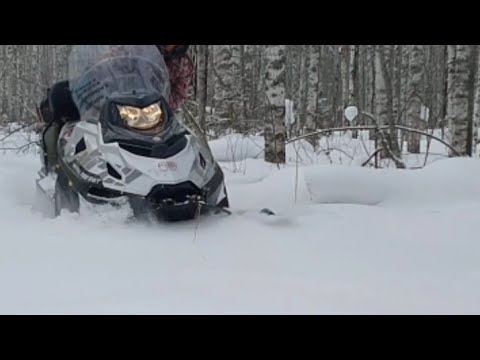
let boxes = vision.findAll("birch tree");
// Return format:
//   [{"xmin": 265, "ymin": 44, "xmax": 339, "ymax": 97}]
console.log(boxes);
[
  {"xmin": 473, "ymin": 46, "xmax": 480, "ymax": 148},
  {"xmin": 406, "ymin": 45, "xmax": 423, "ymax": 153},
  {"xmin": 376, "ymin": 45, "xmax": 405, "ymax": 168},
  {"xmin": 447, "ymin": 45, "xmax": 473, "ymax": 157},
  {"xmin": 196, "ymin": 45, "xmax": 209, "ymax": 131},
  {"xmin": 264, "ymin": 45, "xmax": 286, "ymax": 164}
]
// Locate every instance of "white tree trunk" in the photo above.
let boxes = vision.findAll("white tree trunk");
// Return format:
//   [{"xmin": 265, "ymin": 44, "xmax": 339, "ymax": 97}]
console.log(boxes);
[
  {"xmin": 349, "ymin": 45, "xmax": 359, "ymax": 138},
  {"xmin": 0, "ymin": 45, "xmax": 6, "ymax": 117},
  {"xmin": 197, "ymin": 45, "xmax": 209, "ymax": 131},
  {"xmin": 239, "ymin": 45, "xmax": 248, "ymax": 119},
  {"xmin": 473, "ymin": 46, "xmax": 480, "ymax": 149},
  {"xmin": 349, "ymin": 45, "xmax": 357, "ymax": 106},
  {"xmin": 341, "ymin": 45, "xmax": 350, "ymax": 125},
  {"xmin": 213, "ymin": 45, "xmax": 241, "ymax": 118},
  {"xmin": 393, "ymin": 45, "xmax": 404, "ymax": 131},
  {"xmin": 307, "ymin": 45, "xmax": 320, "ymax": 127},
  {"xmin": 375, "ymin": 47, "xmax": 388, "ymax": 127},
  {"xmin": 376, "ymin": 45, "xmax": 405, "ymax": 167},
  {"xmin": 299, "ymin": 45, "xmax": 309, "ymax": 129},
  {"xmin": 370, "ymin": 45, "xmax": 376, "ymax": 116},
  {"xmin": 264, "ymin": 45, "xmax": 286, "ymax": 164},
  {"xmin": 406, "ymin": 45, "xmax": 423, "ymax": 153},
  {"xmin": 300, "ymin": 45, "xmax": 321, "ymax": 148},
  {"xmin": 447, "ymin": 45, "xmax": 472, "ymax": 156}
]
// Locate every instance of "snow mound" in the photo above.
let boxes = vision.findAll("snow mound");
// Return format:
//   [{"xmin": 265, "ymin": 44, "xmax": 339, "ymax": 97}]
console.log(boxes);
[
  {"xmin": 2, "ymin": 134, "xmax": 480, "ymax": 314},
  {"xmin": 303, "ymin": 158, "xmax": 480, "ymax": 207}
]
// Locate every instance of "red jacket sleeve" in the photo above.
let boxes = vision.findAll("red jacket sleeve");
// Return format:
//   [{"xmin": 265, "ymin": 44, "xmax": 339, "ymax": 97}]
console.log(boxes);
[{"xmin": 166, "ymin": 55, "xmax": 194, "ymax": 111}]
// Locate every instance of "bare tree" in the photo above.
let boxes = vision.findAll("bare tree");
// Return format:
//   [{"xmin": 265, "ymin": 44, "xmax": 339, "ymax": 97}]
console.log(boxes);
[
  {"xmin": 446, "ymin": 45, "xmax": 473, "ymax": 157},
  {"xmin": 472, "ymin": 45, "xmax": 480, "ymax": 149},
  {"xmin": 349, "ymin": 45, "xmax": 359, "ymax": 138},
  {"xmin": 307, "ymin": 45, "xmax": 321, "ymax": 132},
  {"xmin": 196, "ymin": 45, "xmax": 209, "ymax": 132},
  {"xmin": 406, "ymin": 45, "xmax": 423, "ymax": 153},
  {"xmin": 299, "ymin": 45, "xmax": 309, "ymax": 130},
  {"xmin": 375, "ymin": 45, "xmax": 405, "ymax": 168},
  {"xmin": 340, "ymin": 45, "xmax": 350, "ymax": 123},
  {"xmin": 264, "ymin": 45, "xmax": 286, "ymax": 164}
]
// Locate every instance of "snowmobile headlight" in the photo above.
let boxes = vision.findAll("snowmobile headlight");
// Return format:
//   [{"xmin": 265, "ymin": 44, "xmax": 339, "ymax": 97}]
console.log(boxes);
[{"xmin": 117, "ymin": 103, "xmax": 163, "ymax": 131}]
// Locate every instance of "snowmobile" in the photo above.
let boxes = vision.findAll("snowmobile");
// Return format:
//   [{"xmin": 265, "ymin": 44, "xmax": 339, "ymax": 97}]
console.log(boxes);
[{"xmin": 35, "ymin": 45, "xmax": 229, "ymax": 222}]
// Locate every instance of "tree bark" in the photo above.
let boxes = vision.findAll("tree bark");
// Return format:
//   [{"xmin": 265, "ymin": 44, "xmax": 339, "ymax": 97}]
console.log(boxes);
[{"xmin": 264, "ymin": 45, "xmax": 287, "ymax": 164}]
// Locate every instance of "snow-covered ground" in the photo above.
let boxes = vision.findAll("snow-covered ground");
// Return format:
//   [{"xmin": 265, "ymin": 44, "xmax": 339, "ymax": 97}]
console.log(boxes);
[{"xmin": 1, "ymin": 129, "xmax": 480, "ymax": 314}]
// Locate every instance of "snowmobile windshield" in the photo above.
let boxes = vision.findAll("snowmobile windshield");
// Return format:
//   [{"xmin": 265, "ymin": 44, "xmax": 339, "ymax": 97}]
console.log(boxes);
[{"xmin": 68, "ymin": 45, "xmax": 170, "ymax": 118}]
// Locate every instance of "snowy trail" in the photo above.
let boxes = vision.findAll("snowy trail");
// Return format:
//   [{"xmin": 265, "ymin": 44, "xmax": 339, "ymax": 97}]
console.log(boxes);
[{"xmin": 1, "ymin": 152, "xmax": 480, "ymax": 314}]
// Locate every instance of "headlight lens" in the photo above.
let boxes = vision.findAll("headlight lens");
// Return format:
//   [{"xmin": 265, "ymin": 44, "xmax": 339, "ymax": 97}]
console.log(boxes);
[{"xmin": 117, "ymin": 103, "xmax": 163, "ymax": 130}]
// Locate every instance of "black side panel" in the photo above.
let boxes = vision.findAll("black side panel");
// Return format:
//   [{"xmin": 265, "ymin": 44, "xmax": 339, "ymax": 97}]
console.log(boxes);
[
  {"xmin": 204, "ymin": 164, "xmax": 227, "ymax": 204},
  {"xmin": 57, "ymin": 157, "xmax": 123, "ymax": 204},
  {"xmin": 75, "ymin": 138, "xmax": 87, "ymax": 154}
]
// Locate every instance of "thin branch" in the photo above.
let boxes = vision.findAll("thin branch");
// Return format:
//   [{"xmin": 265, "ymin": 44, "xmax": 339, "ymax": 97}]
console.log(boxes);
[
  {"xmin": 317, "ymin": 146, "xmax": 355, "ymax": 160},
  {"xmin": 287, "ymin": 125, "xmax": 381, "ymax": 144},
  {"xmin": 0, "ymin": 141, "xmax": 37, "ymax": 152},
  {"xmin": 288, "ymin": 124, "xmax": 460, "ymax": 157},
  {"xmin": 362, "ymin": 147, "xmax": 384, "ymax": 167},
  {"xmin": 0, "ymin": 124, "xmax": 31, "ymax": 143}
]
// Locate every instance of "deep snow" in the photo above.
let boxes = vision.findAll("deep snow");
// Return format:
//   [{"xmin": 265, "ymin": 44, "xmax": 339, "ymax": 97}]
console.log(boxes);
[{"xmin": 1, "ymin": 130, "xmax": 480, "ymax": 314}]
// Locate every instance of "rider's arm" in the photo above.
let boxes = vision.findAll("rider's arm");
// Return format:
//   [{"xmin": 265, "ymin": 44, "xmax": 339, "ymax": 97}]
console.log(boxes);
[{"xmin": 166, "ymin": 53, "xmax": 194, "ymax": 111}]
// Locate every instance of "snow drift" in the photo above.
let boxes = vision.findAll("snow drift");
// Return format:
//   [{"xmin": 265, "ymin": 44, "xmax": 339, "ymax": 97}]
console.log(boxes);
[
  {"xmin": 302, "ymin": 157, "xmax": 480, "ymax": 207},
  {"xmin": 2, "ymin": 131, "xmax": 480, "ymax": 314}
]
